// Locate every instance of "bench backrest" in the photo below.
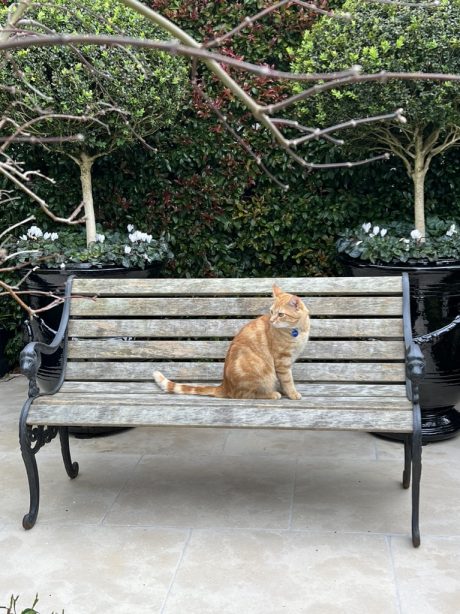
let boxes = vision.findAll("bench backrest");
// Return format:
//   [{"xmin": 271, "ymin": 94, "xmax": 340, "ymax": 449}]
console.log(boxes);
[{"xmin": 66, "ymin": 277, "xmax": 406, "ymax": 387}]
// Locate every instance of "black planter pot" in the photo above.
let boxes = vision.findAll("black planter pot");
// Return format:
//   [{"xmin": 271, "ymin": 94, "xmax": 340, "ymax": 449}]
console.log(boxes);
[
  {"xmin": 0, "ymin": 327, "xmax": 12, "ymax": 377},
  {"xmin": 339, "ymin": 254, "xmax": 460, "ymax": 442},
  {"xmin": 23, "ymin": 264, "xmax": 161, "ymax": 437}
]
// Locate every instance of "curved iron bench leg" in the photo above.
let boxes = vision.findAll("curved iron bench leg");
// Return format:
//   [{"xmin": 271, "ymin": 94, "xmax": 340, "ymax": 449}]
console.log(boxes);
[
  {"xmin": 402, "ymin": 435, "xmax": 411, "ymax": 489},
  {"xmin": 59, "ymin": 427, "xmax": 79, "ymax": 479},
  {"xmin": 19, "ymin": 399, "xmax": 59, "ymax": 530},
  {"xmin": 411, "ymin": 429, "xmax": 422, "ymax": 548}
]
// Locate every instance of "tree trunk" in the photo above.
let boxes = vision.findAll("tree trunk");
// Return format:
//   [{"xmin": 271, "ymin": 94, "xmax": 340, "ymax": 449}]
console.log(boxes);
[
  {"xmin": 412, "ymin": 168, "xmax": 427, "ymax": 240},
  {"xmin": 411, "ymin": 136, "xmax": 428, "ymax": 240},
  {"xmin": 78, "ymin": 153, "xmax": 96, "ymax": 246}
]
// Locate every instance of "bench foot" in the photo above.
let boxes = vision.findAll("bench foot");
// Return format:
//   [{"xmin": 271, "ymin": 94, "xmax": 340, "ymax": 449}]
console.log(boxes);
[{"xmin": 59, "ymin": 427, "xmax": 79, "ymax": 479}]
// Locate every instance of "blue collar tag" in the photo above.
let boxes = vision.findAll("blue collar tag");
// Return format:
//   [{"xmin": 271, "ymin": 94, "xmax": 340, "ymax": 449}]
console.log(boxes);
[{"xmin": 291, "ymin": 328, "xmax": 299, "ymax": 338}]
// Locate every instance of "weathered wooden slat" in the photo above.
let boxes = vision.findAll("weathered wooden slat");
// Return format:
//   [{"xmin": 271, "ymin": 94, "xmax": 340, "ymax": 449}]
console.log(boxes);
[
  {"xmin": 64, "ymin": 361, "xmax": 406, "ymax": 382},
  {"xmin": 67, "ymin": 339, "xmax": 405, "ymax": 360},
  {"xmin": 35, "ymin": 393, "xmax": 411, "ymax": 410},
  {"xmin": 72, "ymin": 276, "xmax": 403, "ymax": 296},
  {"xmin": 68, "ymin": 317, "xmax": 403, "ymax": 339},
  {"xmin": 26, "ymin": 403, "xmax": 413, "ymax": 432},
  {"xmin": 59, "ymin": 381, "xmax": 408, "ymax": 397},
  {"xmin": 69, "ymin": 295, "xmax": 403, "ymax": 317}
]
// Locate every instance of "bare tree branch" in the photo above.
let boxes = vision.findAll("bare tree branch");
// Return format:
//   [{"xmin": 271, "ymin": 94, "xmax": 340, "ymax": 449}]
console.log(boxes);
[
  {"xmin": 2, "ymin": 30, "xmax": 456, "ymax": 174},
  {"xmin": 0, "ymin": 0, "xmax": 34, "ymax": 43},
  {"xmin": 272, "ymin": 119, "xmax": 345, "ymax": 146},
  {"xmin": 0, "ymin": 33, "xmax": 367, "ymax": 82},
  {"xmin": 262, "ymin": 70, "xmax": 460, "ymax": 114},
  {"xmin": 0, "ymin": 214, "xmax": 35, "ymax": 241},
  {"xmin": 0, "ymin": 0, "xmax": 458, "ymax": 319},
  {"xmin": 0, "ymin": 160, "xmax": 86, "ymax": 225},
  {"xmin": 288, "ymin": 109, "xmax": 406, "ymax": 148}
]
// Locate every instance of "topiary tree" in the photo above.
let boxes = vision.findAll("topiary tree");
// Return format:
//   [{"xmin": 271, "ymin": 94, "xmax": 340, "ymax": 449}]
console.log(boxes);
[
  {"xmin": 0, "ymin": 0, "xmax": 188, "ymax": 244},
  {"xmin": 292, "ymin": 0, "xmax": 460, "ymax": 239}
]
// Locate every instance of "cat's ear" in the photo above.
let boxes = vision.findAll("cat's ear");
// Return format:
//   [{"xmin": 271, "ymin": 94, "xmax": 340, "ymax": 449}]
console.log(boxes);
[
  {"xmin": 288, "ymin": 295, "xmax": 301, "ymax": 311},
  {"xmin": 272, "ymin": 284, "xmax": 283, "ymax": 297}
]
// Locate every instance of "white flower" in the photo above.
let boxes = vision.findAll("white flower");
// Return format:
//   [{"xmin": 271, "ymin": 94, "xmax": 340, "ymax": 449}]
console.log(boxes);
[
  {"xmin": 124, "ymin": 245, "xmax": 132, "ymax": 254},
  {"xmin": 27, "ymin": 225, "xmax": 43, "ymax": 239},
  {"xmin": 362, "ymin": 222, "xmax": 372, "ymax": 233},
  {"xmin": 129, "ymin": 230, "xmax": 152, "ymax": 243},
  {"xmin": 446, "ymin": 224, "xmax": 457, "ymax": 237},
  {"xmin": 20, "ymin": 234, "xmax": 27, "ymax": 241},
  {"xmin": 127, "ymin": 224, "xmax": 134, "ymax": 232},
  {"xmin": 410, "ymin": 229, "xmax": 422, "ymax": 240},
  {"xmin": 95, "ymin": 233, "xmax": 105, "ymax": 243},
  {"xmin": 372, "ymin": 226, "xmax": 380, "ymax": 236},
  {"xmin": 43, "ymin": 232, "xmax": 58, "ymax": 241},
  {"xmin": 400, "ymin": 238, "xmax": 410, "ymax": 244},
  {"xmin": 380, "ymin": 228, "xmax": 388, "ymax": 237},
  {"xmin": 60, "ymin": 263, "xmax": 66, "ymax": 269}
]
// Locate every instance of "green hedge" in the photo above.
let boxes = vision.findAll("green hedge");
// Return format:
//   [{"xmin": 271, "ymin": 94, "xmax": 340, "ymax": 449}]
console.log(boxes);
[{"xmin": 4, "ymin": 0, "xmax": 460, "ymax": 279}]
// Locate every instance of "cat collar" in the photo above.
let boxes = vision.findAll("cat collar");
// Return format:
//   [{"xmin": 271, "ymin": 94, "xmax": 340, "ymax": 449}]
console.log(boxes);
[{"xmin": 291, "ymin": 328, "xmax": 299, "ymax": 338}]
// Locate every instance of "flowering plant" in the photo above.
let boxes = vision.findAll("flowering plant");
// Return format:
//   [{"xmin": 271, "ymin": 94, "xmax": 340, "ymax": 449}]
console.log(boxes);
[
  {"xmin": 337, "ymin": 217, "xmax": 460, "ymax": 265},
  {"xmin": 14, "ymin": 224, "xmax": 173, "ymax": 269}
]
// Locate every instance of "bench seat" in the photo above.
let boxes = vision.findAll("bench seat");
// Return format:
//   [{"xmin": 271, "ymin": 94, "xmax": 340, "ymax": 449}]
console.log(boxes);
[{"xmin": 30, "ymin": 384, "xmax": 412, "ymax": 431}]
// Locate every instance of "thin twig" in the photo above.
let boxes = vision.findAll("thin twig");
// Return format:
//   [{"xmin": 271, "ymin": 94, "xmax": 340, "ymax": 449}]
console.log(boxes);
[
  {"xmin": 0, "ymin": 163, "xmax": 86, "ymax": 224},
  {"xmin": 193, "ymin": 80, "xmax": 290, "ymax": 191},
  {"xmin": 262, "ymin": 70, "xmax": 460, "ymax": 114},
  {"xmin": 288, "ymin": 109, "xmax": 406, "ymax": 147},
  {"xmin": 0, "ymin": 135, "xmax": 84, "ymax": 144},
  {"xmin": 0, "ymin": 279, "xmax": 34, "ymax": 314},
  {"xmin": 204, "ymin": 0, "xmax": 337, "ymax": 49},
  {"xmin": 0, "ymin": 215, "xmax": 35, "ymax": 240},
  {"xmin": 272, "ymin": 119, "xmax": 345, "ymax": 145}
]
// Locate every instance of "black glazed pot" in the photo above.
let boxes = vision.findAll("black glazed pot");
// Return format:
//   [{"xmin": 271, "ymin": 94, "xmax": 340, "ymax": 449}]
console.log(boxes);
[
  {"xmin": 0, "ymin": 327, "xmax": 13, "ymax": 377},
  {"xmin": 23, "ymin": 264, "xmax": 161, "ymax": 437},
  {"xmin": 24, "ymin": 264, "xmax": 160, "ymax": 389},
  {"xmin": 339, "ymin": 254, "xmax": 460, "ymax": 442}
]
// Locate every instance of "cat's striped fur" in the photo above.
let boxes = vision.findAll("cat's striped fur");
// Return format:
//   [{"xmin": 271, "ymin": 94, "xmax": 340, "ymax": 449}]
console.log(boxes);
[{"xmin": 153, "ymin": 285, "xmax": 310, "ymax": 400}]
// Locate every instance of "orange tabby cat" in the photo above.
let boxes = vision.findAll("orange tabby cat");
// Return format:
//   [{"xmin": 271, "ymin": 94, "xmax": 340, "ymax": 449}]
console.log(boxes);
[{"xmin": 153, "ymin": 285, "xmax": 310, "ymax": 399}]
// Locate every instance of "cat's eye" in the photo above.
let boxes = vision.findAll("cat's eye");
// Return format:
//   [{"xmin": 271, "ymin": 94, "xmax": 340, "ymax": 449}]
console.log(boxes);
[{"xmin": 278, "ymin": 312, "xmax": 285, "ymax": 318}]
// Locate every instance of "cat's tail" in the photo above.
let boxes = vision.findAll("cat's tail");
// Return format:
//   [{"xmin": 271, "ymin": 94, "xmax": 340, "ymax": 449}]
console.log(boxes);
[{"xmin": 153, "ymin": 371, "xmax": 224, "ymax": 397}]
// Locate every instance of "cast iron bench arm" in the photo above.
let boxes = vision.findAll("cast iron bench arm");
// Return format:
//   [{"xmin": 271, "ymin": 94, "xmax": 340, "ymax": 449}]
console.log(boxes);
[
  {"xmin": 19, "ymin": 276, "xmax": 74, "ymax": 398},
  {"xmin": 401, "ymin": 271, "xmax": 424, "ymax": 547},
  {"xmin": 405, "ymin": 341, "xmax": 425, "ymax": 384},
  {"xmin": 402, "ymin": 274, "xmax": 426, "ymax": 386}
]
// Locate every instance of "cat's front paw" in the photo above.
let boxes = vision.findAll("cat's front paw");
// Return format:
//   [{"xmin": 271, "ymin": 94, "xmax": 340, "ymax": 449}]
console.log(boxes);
[
  {"xmin": 270, "ymin": 391, "xmax": 282, "ymax": 400},
  {"xmin": 288, "ymin": 391, "xmax": 302, "ymax": 400}
]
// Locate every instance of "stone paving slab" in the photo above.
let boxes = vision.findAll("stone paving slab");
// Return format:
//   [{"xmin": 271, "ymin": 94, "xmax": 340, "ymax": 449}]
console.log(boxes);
[{"xmin": 1, "ymin": 375, "xmax": 460, "ymax": 614}]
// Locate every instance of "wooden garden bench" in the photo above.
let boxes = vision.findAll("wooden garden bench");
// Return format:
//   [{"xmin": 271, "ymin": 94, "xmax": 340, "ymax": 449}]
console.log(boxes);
[{"xmin": 19, "ymin": 275, "xmax": 425, "ymax": 546}]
